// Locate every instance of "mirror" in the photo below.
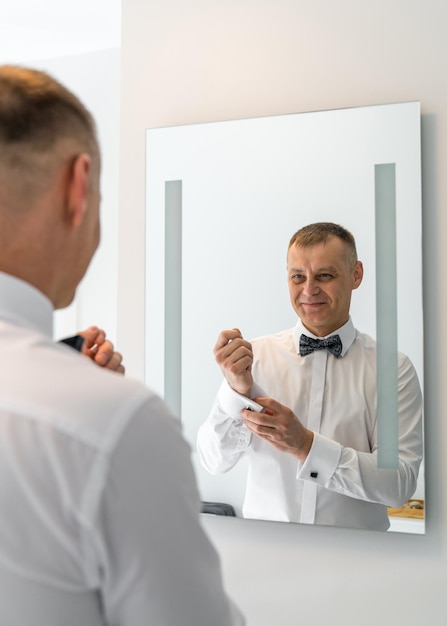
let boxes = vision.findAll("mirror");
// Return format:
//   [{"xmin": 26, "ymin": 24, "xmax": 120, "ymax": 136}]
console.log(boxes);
[{"xmin": 145, "ymin": 102, "xmax": 424, "ymax": 534}]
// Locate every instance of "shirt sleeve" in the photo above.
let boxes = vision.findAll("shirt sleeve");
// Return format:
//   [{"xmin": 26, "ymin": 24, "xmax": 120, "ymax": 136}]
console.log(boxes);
[
  {"xmin": 298, "ymin": 354, "xmax": 423, "ymax": 508},
  {"xmin": 92, "ymin": 394, "xmax": 245, "ymax": 626},
  {"xmin": 196, "ymin": 380, "xmax": 267, "ymax": 474}
]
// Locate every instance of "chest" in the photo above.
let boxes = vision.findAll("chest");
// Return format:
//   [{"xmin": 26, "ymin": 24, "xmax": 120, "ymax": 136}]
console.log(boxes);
[{"xmin": 252, "ymin": 341, "xmax": 377, "ymax": 449}]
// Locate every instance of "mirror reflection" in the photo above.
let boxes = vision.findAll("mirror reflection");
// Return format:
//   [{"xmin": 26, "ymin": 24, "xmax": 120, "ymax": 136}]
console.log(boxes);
[{"xmin": 145, "ymin": 103, "xmax": 424, "ymax": 533}]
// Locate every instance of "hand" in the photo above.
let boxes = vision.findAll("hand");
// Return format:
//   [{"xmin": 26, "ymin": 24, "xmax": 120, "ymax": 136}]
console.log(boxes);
[
  {"xmin": 214, "ymin": 328, "xmax": 253, "ymax": 395},
  {"xmin": 78, "ymin": 326, "xmax": 125, "ymax": 375},
  {"xmin": 241, "ymin": 397, "xmax": 314, "ymax": 462}
]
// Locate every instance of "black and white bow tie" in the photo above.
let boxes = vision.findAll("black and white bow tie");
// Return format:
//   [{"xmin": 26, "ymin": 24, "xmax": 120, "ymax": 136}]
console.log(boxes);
[{"xmin": 299, "ymin": 334, "xmax": 342, "ymax": 359}]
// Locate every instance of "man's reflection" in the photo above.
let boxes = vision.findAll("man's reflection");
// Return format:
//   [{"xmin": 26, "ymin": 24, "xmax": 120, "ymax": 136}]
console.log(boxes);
[{"xmin": 197, "ymin": 222, "xmax": 423, "ymax": 530}]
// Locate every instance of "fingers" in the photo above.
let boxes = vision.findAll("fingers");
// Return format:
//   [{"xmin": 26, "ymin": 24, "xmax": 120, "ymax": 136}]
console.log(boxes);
[
  {"xmin": 214, "ymin": 328, "xmax": 253, "ymax": 395},
  {"xmin": 78, "ymin": 326, "xmax": 105, "ymax": 352},
  {"xmin": 214, "ymin": 328, "xmax": 251, "ymax": 360},
  {"xmin": 214, "ymin": 328, "xmax": 252, "ymax": 367},
  {"xmin": 251, "ymin": 396, "xmax": 282, "ymax": 414},
  {"xmin": 214, "ymin": 328, "xmax": 242, "ymax": 351},
  {"xmin": 242, "ymin": 410, "xmax": 278, "ymax": 445},
  {"xmin": 241, "ymin": 403, "xmax": 276, "ymax": 430},
  {"xmin": 241, "ymin": 398, "xmax": 313, "ymax": 461},
  {"xmin": 94, "ymin": 341, "xmax": 125, "ymax": 373},
  {"xmin": 77, "ymin": 326, "xmax": 125, "ymax": 375}
]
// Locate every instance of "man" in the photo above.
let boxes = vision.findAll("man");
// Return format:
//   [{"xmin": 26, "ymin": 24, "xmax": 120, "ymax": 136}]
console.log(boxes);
[
  {"xmin": 0, "ymin": 65, "xmax": 244, "ymax": 625},
  {"xmin": 197, "ymin": 222, "xmax": 423, "ymax": 530}
]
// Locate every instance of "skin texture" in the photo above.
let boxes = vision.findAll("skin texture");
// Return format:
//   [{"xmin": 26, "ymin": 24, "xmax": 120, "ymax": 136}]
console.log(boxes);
[{"xmin": 214, "ymin": 235, "xmax": 363, "ymax": 461}]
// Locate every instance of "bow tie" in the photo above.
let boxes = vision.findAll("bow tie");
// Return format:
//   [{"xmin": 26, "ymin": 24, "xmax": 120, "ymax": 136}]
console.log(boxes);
[
  {"xmin": 299, "ymin": 334, "xmax": 342, "ymax": 359},
  {"xmin": 59, "ymin": 335, "xmax": 85, "ymax": 352}
]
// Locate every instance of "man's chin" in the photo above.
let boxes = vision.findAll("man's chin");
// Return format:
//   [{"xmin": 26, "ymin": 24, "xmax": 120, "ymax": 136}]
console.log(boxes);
[{"xmin": 299, "ymin": 315, "xmax": 331, "ymax": 337}]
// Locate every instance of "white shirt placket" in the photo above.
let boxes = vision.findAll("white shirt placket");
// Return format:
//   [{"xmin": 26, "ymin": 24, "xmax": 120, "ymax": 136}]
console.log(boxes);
[{"xmin": 299, "ymin": 349, "xmax": 328, "ymax": 524}]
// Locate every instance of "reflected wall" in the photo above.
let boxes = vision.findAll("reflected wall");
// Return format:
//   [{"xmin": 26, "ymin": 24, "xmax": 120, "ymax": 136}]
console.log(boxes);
[{"xmin": 145, "ymin": 102, "xmax": 424, "ymax": 533}]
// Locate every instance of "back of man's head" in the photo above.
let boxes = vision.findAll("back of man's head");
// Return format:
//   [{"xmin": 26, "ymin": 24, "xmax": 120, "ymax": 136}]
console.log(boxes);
[
  {"xmin": 0, "ymin": 65, "xmax": 98, "ymax": 213},
  {"xmin": 0, "ymin": 66, "xmax": 101, "ymax": 308}
]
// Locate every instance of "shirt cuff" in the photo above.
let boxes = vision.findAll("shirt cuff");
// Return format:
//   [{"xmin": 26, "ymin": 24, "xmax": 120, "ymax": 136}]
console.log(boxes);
[
  {"xmin": 297, "ymin": 433, "xmax": 342, "ymax": 485},
  {"xmin": 216, "ymin": 379, "xmax": 268, "ymax": 415}
]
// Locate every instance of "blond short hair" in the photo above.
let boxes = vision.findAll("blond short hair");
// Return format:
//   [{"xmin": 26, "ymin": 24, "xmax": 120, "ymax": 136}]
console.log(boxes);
[
  {"xmin": 288, "ymin": 222, "xmax": 358, "ymax": 268},
  {"xmin": 0, "ymin": 65, "xmax": 99, "ymax": 209}
]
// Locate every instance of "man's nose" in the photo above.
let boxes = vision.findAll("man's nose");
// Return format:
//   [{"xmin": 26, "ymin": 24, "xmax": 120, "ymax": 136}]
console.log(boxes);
[{"xmin": 302, "ymin": 279, "xmax": 320, "ymax": 296}]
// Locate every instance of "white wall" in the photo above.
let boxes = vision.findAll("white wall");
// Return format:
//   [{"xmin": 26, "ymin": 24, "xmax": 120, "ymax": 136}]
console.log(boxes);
[
  {"xmin": 118, "ymin": 1, "xmax": 447, "ymax": 624},
  {"xmin": 0, "ymin": 0, "xmax": 121, "ymax": 62}
]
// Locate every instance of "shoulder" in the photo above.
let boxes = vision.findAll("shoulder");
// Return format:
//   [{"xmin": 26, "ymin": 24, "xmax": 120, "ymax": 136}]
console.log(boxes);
[
  {"xmin": 353, "ymin": 329, "xmax": 377, "ymax": 350},
  {"xmin": 351, "ymin": 328, "xmax": 418, "ymax": 376},
  {"xmin": 7, "ymin": 332, "xmax": 176, "ymax": 453},
  {"xmin": 53, "ymin": 345, "xmax": 175, "ymax": 449},
  {"xmin": 251, "ymin": 327, "xmax": 295, "ymax": 352},
  {"xmin": 250, "ymin": 328, "xmax": 297, "ymax": 368}
]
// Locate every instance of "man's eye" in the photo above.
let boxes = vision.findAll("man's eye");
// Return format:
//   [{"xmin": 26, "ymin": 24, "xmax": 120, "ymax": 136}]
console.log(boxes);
[
  {"xmin": 317, "ymin": 273, "xmax": 334, "ymax": 281},
  {"xmin": 291, "ymin": 274, "xmax": 304, "ymax": 283}
]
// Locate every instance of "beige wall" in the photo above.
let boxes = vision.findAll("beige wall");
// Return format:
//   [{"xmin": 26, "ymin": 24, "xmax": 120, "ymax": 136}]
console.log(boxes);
[{"xmin": 118, "ymin": 1, "xmax": 447, "ymax": 624}]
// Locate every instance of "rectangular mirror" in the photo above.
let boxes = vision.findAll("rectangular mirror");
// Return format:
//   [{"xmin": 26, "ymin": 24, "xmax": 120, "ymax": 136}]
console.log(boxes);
[{"xmin": 145, "ymin": 102, "xmax": 424, "ymax": 534}]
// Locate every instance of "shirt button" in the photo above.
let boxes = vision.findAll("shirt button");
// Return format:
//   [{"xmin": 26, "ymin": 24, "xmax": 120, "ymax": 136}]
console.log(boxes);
[{"xmin": 310, "ymin": 471, "xmax": 318, "ymax": 478}]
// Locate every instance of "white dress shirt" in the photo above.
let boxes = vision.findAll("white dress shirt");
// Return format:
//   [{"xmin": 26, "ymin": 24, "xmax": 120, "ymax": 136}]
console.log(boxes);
[
  {"xmin": 197, "ymin": 318, "xmax": 423, "ymax": 530},
  {"xmin": 0, "ymin": 272, "xmax": 244, "ymax": 626}
]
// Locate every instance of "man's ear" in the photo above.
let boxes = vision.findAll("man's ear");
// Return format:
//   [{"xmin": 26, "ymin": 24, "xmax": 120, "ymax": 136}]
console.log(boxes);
[
  {"xmin": 352, "ymin": 260, "xmax": 364, "ymax": 290},
  {"xmin": 66, "ymin": 153, "xmax": 91, "ymax": 228}
]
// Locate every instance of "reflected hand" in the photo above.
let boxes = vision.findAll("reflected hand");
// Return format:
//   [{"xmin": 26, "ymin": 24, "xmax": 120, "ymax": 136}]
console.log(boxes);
[
  {"xmin": 241, "ymin": 397, "xmax": 314, "ymax": 462},
  {"xmin": 214, "ymin": 328, "xmax": 253, "ymax": 395},
  {"xmin": 78, "ymin": 326, "xmax": 125, "ymax": 374}
]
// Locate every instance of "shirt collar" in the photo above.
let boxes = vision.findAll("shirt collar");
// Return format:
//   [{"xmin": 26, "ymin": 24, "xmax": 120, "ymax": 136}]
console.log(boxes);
[
  {"xmin": 292, "ymin": 316, "xmax": 356, "ymax": 358},
  {"xmin": 0, "ymin": 272, "xmax": 54, "ymax": 338}
]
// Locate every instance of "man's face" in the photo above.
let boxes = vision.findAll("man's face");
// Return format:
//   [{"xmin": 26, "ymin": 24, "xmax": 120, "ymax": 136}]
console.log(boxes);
[{"xmin": 287, "ymin": 236, "xmax": 363, "ymax": 337}]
